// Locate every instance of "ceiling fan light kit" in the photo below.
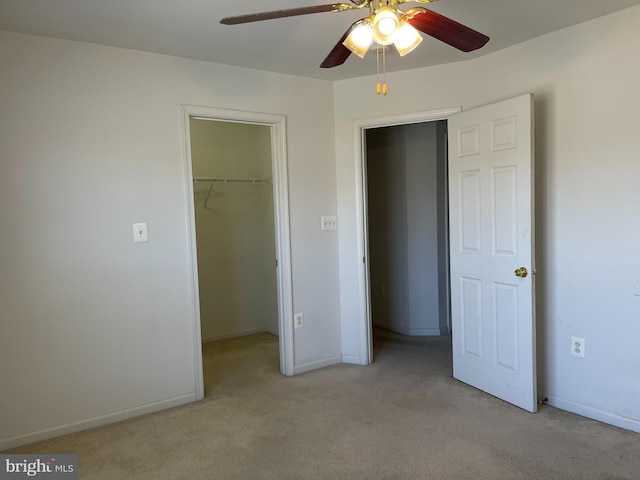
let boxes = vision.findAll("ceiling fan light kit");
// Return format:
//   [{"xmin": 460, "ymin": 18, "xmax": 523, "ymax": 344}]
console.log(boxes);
[
  {"xmin": 371, "ymin": 6, "xmax": 400, "ymax": 45},
  {"xmin": 343, "ymin": 9, "xmax": 424, "ymax": 58},
  {"xmin": 394, "ymin": 23, "xmax": 423, "ymax": 56},
  {"xmin": 221, "ymin": 0, "xmax": 489, "ymax": 95},
  {"xmin": 342, "ymin": 20, "xmax": 373, "ymax": 58}
]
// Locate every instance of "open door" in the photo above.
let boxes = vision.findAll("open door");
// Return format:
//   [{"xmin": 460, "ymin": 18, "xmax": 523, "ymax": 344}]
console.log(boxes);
[{"xmin": 448, "ymin": 94, "xmax": 536, "ymax": 412}]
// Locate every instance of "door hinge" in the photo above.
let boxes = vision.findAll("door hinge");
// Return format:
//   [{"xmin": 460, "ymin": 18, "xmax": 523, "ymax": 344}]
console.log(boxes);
[
  {"xmin": 275, "ymin": 259, "xmax": 279, "ymax": 268},
  {"xmin": 363, "ymin": 256, "xmax": 366, "ymax": 264}
]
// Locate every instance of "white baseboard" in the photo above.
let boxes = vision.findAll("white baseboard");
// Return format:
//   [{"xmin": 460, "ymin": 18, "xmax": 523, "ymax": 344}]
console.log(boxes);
[
  {"xmin": 294, "ymin": 355, "xmax": 342, "ymax": 375},
  {"xmin": 373, "ymin": 321, "xmax": 409, "ymax": 335},
  {"xmin": 540, "ymin": 392, "xmax": 640, "ymax": 434},
  {"xmin": 266, "ymin": 326, "xmax": 279, "ymax": 337},
  {"xmin": 201, "ymin": 326, "xmax": 270, "ymax": 343},
  {"xmin": 409, "ymin": 327, "xmax": 448, "ymax": 336},
  {"xmin": 373, "ymin": 322, "xmax": 447, "ymax": 337},
  {"xmin": 342, "ymin": 354, "xmax": 366, "ymax": 365},
  {"xmin": 0, "ymin": 393, "xmax": 197, "ymax": 451}
]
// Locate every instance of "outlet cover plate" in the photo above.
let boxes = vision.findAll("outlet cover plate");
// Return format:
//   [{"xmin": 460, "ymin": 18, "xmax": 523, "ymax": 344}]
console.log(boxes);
[{"xmin": 571, "ymin": 336, "xmax": 585, "ymax": 358}]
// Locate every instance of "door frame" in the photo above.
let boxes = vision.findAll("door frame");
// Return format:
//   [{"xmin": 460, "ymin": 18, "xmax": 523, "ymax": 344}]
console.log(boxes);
[
  {"xmin": 354, "ymin": 107, "xmax": 461, "ymax": 363},
  {"xmin": 181, "ymin": 105, "xmax": 295, "ymax": 400}
]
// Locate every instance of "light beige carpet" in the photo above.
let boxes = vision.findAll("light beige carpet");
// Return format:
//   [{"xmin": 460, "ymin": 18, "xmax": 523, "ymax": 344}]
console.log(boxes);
[{"xmin": 5, "ymin": 330, "xmax": 639, "ymax": 479}]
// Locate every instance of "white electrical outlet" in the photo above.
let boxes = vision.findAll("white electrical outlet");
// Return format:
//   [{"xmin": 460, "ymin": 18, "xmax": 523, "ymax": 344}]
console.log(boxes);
[
  {"xmin": 294, "ymin": 313, "xmax": 304, "ymax": 329},
  {"xmin": 571, "ymin": 336, "xmax": 585, "ymax": 358}
]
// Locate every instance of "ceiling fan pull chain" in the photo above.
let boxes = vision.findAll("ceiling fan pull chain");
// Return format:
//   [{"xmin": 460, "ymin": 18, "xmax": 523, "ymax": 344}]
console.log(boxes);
[
  {"xmin": 376, "ymin": 43, "xmax": 381, "ymax": 94},
  {"xmin": 382, "ymin": 47, "xmax": 387, "ymax": 95}
]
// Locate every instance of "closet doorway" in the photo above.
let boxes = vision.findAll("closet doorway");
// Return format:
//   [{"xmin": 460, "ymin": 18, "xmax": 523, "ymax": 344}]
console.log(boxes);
[
  {"xmin": 355, "ymin": 107, "xmax": 461, "ymax": 363},
  {"xmin": 365, "ymin": 120, "xmax": 450, "ymax": 346},
  {"xmin": 182, "ymin": 106, "xmax": 294, "ymax": 400}
]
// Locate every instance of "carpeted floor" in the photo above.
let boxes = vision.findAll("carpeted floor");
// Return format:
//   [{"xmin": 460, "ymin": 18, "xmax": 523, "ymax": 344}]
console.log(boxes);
[{"xmin": 5, "ymin": 330, "xmax": 640, "ymax": 479}]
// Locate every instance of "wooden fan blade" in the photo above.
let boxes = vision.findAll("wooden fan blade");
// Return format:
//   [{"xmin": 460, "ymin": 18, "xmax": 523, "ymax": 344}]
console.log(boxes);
[
  {"xmin": 221, "ymin": 4, "xmax": 352, "ymax": 25},
  {"xmin": 407, "ymin": 10, "xmax": 489, "ymax": 52},
  {"xmin": 320, "ymin": 22, "xmax": 359, "ymax": 68}
]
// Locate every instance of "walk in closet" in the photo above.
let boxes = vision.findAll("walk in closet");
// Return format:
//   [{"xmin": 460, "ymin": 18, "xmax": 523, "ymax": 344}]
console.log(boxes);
[
  {"xmin": 366, "ymin": 121, "xmax": 449, "ymax": 337},
  {"xmin": 190, "ymin": 119, "xmax": 278, "ymax": 343}
]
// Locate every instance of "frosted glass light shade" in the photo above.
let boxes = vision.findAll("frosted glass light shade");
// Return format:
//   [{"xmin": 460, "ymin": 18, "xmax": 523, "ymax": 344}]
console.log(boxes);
[
  {"xmin": 372, "ymin": 7, "xmax": 399, "ymax": 45},
  {"xmin": 343, "ymin": 22, "xmax": 373, "ymax": 58},
  {"xmin": 394, "ymin": 22, "xmax": 423, "ymax": 56}
]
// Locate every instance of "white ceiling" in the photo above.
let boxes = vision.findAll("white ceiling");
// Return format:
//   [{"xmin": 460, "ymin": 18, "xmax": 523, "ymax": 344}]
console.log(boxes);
[{"xmin": 1, "ymin": 0, "xmax": 640, "ymax": 81}]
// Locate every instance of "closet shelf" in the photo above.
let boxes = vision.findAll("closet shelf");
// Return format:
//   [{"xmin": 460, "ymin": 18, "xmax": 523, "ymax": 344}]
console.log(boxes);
[
  {"xmin": 193, "ymin": 177, "xmax": 271, "ymax": 185},
  {"xmin": 193, "ymin": 177, "xmax": 271, "ymax": 209}
]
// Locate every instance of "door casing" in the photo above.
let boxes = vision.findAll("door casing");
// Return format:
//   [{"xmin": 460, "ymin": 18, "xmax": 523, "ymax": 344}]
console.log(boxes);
[
  {"xmin": 181, "ymin": 105, "xmax": 295, "ymax": 400},
  {"xmin": 354, "ymin": 107, "xmax": 461, "ymax": 363}
]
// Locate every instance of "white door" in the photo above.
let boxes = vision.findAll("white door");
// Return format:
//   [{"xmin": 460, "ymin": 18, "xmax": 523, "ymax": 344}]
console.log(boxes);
[{"xmin": 448, "ymin": 94, "xmax": 536, "ymax": 412}]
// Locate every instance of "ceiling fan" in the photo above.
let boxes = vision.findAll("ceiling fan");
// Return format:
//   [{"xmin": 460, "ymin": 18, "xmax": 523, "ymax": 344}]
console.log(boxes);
[{"xmin": 220, "ymin": 0, "xmax": 489, "ymax": 69}]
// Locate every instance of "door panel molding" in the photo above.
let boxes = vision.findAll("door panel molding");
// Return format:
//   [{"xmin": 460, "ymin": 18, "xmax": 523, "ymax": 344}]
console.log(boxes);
[{"xmin": 448, "ymin": 93, "xmax": 536, "ymax": 412}]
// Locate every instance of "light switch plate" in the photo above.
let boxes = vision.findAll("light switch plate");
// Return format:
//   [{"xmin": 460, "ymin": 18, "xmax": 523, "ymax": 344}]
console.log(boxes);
[
  {"xmin": 133, "ymin": 223, "xmax": 148, "ymax": 243},
  {"xmin": 321, "ymin": 216, "xmax": 337, "ymax": 231}
]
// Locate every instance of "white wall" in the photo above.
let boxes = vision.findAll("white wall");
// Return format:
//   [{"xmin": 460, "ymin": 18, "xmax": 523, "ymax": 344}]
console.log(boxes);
[
  {"xmin": 190, "ymin": 120, "xmax": 278, "ymax": 342},
  {"xmin": 404, "ymin": 122, "xmax": 448, "ymax": 336},
  {"xmin": 335, "ymin": 5, "xmax": 640, "ymax": 432},
  {"xmin": 0, "ymin": 31, "xmax": 341, "ymax": 449}
]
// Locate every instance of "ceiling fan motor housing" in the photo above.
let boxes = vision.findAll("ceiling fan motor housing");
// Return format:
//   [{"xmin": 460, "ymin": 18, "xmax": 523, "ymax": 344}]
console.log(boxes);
[{"xmin": 368, "ymin": 0, "xmax": 396, "ymax": 14}]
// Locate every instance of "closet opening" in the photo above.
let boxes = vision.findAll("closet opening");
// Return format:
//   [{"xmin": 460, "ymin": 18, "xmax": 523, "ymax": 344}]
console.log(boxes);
[
  {"xmin": 182, "ymin": 106, "xmax": 294, "ymax": 400},
  {"xmin": 363, "ymin": 119, "xmax": 451, "ymax": 359}
]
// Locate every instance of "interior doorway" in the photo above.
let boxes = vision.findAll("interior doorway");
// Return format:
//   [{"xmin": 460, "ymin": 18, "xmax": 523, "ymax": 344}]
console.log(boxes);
[
  {"xmin": 365, "ymin": 120, "xmax": 450, "ymax": 347},
  {"xmin": 354, "ymin": 107, "xmax": 461, "ymax": 363},
  {"xmin": 358, "ymin": 96, "xmax": 536, "ymax": 412},
  {"xmin": 364, "ymin": 120, "xmax": 451, "ymax": 357},
  {"xmin": 181, "ymin": 105, "xmax": 294, "ymax": 400},
  {"xmin": 190, "ymin": 119, "xmax": 278, "ymax": 345}
]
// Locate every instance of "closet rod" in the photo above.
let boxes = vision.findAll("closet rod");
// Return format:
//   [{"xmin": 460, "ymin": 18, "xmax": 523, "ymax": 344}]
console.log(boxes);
[{"xmin": 193, "ymin": 177, "xmax": 271, "ymax": 185}]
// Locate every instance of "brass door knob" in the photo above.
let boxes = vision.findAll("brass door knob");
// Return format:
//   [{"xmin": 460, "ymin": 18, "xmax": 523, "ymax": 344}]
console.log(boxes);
[{"xmin": 514, "ymin": 267, "xmax": 528, "ymax": 278}]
